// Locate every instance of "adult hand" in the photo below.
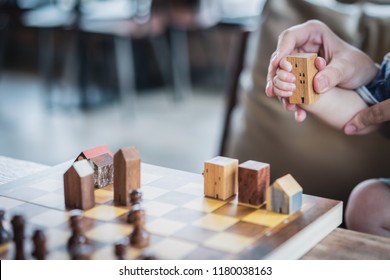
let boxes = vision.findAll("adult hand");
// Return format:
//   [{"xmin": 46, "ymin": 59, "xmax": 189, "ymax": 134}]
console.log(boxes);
[
  {"xmin": 266, "ymin": 20, "xmax": 378, "ymax": 97},
  {"xmin": 344, "ymin": 99, "xmax": 390, "ymax": 135}
]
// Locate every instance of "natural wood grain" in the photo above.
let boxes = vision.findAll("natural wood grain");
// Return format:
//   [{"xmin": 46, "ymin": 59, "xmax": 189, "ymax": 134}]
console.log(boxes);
[
  {"xmin": 302, "ymin": 228, "xmax": 390, "ymax": 259},
  {"xmin": 204, "ymin": 156, "xmax": 238, "ymax": 200},
  {"xmin": 113, "ymin": 146, "xmax": 141, "ymax": 206},
  {"xmin": 238, "ymin": 160, "xmax": 269, "ymax": 207},
  {"xmin": 266, "ymin": 174, "xmax": 302, "ymax": 214},
  {"xmin": 287, "ymin": 53, "xmax": 319, "ymax": 105},
  {"xmin": 89, "ymin": 153, "xmax": 114, "ymax": 188},
  {"xmin": 63, "ymin": 160, "xmax": 95, "ymax": 210},
  {"xmin": 1, "ymin": 156, "xmax": 390, "ymax": 259}
]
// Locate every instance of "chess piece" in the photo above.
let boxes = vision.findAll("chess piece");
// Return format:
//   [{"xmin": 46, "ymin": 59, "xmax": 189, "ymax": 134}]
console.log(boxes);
[
  {"xmin": 129, "ymin": 209, "xmax": 150, "ymax": 249},
  {"xmin": 137, "ymin": 249, "xmax": 157, "ymax": 260},
  {"xmin": 31, "ymin": 229, "xmax": 47, "ymax": 260},
  {"xmin": 126, "ymin": 203, "xmax": 145, "ymax": 224},
  {"xmin": 0, "ymin": 210, "xmax": 12, "ymax": 244},
  {"xmin": 70, "ymin": 244, "xmax": 93, "ymax": 260},
  {"xmin": 11, "ymin": 215, "xmax": 26, "ymax": 260},
  {"xmin": 114, "ymin": 239, "xmax": 128, "ymax": 260},
  {"xmin": 129, "ymin": 189, "xmax": 142, "ymax": 205},
  {"xmin": 67, "ymin": 210, "xmax": 92, "ymax": 259}
]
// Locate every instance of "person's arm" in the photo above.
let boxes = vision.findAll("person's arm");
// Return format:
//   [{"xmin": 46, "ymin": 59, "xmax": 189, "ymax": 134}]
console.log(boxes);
[
  {"xmin": 266, "ymin": 20, "xmax": 378, "ymax": 96},
  {"xmin": 301, "ymin": 87, "xmax": 368, "ymax": 130}
]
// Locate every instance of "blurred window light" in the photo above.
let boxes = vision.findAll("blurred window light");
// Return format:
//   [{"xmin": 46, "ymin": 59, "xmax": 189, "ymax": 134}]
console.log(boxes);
[{"xmin": 218, "ymin": 0, "xmax": 266, "ymax": 19}]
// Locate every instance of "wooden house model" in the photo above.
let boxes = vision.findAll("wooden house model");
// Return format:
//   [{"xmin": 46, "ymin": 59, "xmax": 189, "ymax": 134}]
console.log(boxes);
[
  {"xmin": 266, "ymin": 174, "xmax": 302, "ymax": 214},
  {"xmin": 89, "ymin": 153, "xmax": 114, "ymax": 188},
  {"xmin": 64, "ymin": 159, "xmax": 95, "ymax": 210},
  {"xmin": 286, "ymin": 53, "xmax": 319, "ymax": 105},
  {"xmin": 238, "ymin": 160, "xmax": 270, "ymax": 207},
  {"xmin": 76, "ymin": 144, "xmax": 113, "ymax": 161},
  {"xmin": 113, "ymin": 146, "xmax": 141, "ymax": 206},
  {"xmin": 204, "ymin": 156, "xmax": 238, "ymax": 201}
]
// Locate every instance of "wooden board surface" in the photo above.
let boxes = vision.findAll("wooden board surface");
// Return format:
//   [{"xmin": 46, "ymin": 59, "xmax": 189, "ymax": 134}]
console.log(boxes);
[{"xmin": 0, "ymin": 161, "xmax": 342, "ymax": 260}]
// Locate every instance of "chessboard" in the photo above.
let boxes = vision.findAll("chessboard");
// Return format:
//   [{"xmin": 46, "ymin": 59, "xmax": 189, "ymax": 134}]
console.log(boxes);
[{"xmin": 0, "ymin": 160, "xmax": 342, "ymax": 260}]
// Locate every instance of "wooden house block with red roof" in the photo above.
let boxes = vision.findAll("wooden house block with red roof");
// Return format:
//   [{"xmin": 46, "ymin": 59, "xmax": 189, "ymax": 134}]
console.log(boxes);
[
  {"xmin": 75, "ymin": 144, "xmax": 114, "ymax": 189},
  {"xmin": 64, "ymin": 159, "xmax": 95, "ymax": 210},
  {"xmin": 113, "ymin": 146, "xmax": 141, "ymax": 206},
  {"xmin": 266, "ymin": 174, "xmax": 302, "ymax": 214},
  {"xmin": 76, "ymin": 144, "xmax": 113, "ymax": 161}
]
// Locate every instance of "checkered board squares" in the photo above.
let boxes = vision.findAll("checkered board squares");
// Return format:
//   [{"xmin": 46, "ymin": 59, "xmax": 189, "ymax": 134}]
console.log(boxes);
[{"xmin": 0, "ymin": 162, "xmax": 342, "ymax": 260}]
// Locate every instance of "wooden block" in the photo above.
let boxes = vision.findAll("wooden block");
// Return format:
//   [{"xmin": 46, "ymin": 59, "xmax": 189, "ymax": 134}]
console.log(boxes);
[
  {"xmin": 238, "ymin": 160, "xmax": 270, "ymax": 207},
  {"xmin": 76, "ymin": 144, "xmax": 113, "ymax": 162},
  {"xmin": 114, "ymin": 146, "xmax": 141, "ymax": 206},
  {"xmin": 89, "ymin": 153, "xmax": 114, "ymax": 188},
  {"xmin": 286, "ymin": 53, "xmax": 319, "ymax": 105},
  {"xmin": 204, "ymin": 156, "xmax": 238, "ymax": 201},
  {"xmin": 64, "ymin": 160, "xmax": 95, "ymax": 210},
  {"xmin": 266, "ymin": 174, "xmax": 302, "ymax": 214}
]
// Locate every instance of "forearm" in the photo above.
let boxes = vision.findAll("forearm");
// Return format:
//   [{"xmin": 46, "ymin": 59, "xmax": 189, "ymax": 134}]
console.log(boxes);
[{"xmin": 301, "ymin": 88, "xmax": 368, "ymax": 130}]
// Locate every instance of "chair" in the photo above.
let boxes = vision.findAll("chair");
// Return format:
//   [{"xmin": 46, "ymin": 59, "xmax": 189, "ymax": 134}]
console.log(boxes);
[
  {"xmin": 79, "ymin": 0, "xmax": 170, "ymax": 109},
  {"xmin": 219, "ymin": 26, "xmax": 253, "ymax": 156},
  {"xmin": 0, "ymin": 13, "xmax": 9, "ymax": 79},
  {"xmin": 167, "ymin": 0, "xmax": 221, "ymax": 99}
]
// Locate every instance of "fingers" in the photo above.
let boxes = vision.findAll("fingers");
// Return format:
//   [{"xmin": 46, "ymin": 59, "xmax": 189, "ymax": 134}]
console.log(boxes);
[
  {"xmin": 294, "ymin": 108, "xmax": 307, "ymax": 122},
  {"xmin": 344, "ymin": 99, "xmax": 390, "ymax": 135},
  {"xmin": 267, "ymin": 58, "xmax": 295, "ymax": 97}
]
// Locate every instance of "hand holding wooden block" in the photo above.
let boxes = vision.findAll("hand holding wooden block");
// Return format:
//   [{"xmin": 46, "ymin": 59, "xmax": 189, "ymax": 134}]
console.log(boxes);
[{"xmin": 287, "ymin": 53, "xmax": 319, "ymax": 105}]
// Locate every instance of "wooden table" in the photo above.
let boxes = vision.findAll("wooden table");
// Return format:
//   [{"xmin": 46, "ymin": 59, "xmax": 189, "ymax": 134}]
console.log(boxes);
[{"xmin": 1, "ymin": 156, "xmax": 389, "ymax": 259}]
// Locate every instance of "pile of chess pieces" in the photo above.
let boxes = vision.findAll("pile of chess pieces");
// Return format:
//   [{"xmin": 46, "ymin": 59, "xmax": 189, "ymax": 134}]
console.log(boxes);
[{"xmin": 0, "ymin": 190, "xmax": 155, "ymax": 260}]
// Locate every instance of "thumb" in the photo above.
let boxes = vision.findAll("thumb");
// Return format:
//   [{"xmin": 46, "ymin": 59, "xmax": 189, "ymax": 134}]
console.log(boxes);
[
  {"xmin": 314, "ymin": 60, "xmax": 346, "ymax": 93},
  {"xmin": 344, "ymin": 100, "xmax": 390, "ymax": 135}
]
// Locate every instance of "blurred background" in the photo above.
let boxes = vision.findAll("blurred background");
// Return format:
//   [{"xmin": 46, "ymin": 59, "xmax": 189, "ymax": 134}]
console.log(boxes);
[{"xmin": 0, "ymin": 0, "xmax": 264, "ymax": 172}]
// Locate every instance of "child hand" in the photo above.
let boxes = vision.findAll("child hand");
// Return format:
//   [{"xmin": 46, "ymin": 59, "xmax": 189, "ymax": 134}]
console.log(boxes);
[{"xmin": 270, "ymin": 56, "xmax": 327, "ymax": 122}]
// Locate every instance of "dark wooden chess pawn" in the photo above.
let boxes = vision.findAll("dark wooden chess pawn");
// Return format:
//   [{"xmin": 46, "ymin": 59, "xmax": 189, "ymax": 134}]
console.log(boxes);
[
  {"xmin": 129, "ymin": 189, "xmax": 142, "ymax": 205},
  {"xmin": 70, "ymin": 244, "xmax": 93, "ymax": 260},
  {"xmin": 126, "ymin": 203, "xmax": 145, "ymax": 224},
  {"xmin": 129, "ymin": 210, "xmax": 149, "ymax": 249},
  {"xmin": 67, "ymin": 210, "xmax": 92, "ymax": 259},
  {"xmin": 137, "ymin": 249, "xmax": 157, "ymax": 260},
  {"xmin": 31, "ymin": 229, "xmax": 47, "ymax": 260},
  {"xmin": 114, "ymin": 239, "xmax": 128, "ymax": 260},
  {"xmin": 0, "ymin": 210, "xmax": 12, "ymax": 244},
  {"xmin": 11, "ymin": 215, "xmax": 26, "ymax": 260}
]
